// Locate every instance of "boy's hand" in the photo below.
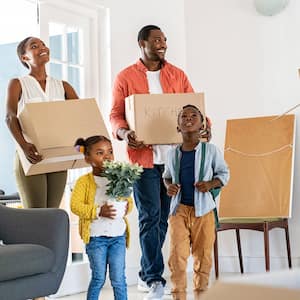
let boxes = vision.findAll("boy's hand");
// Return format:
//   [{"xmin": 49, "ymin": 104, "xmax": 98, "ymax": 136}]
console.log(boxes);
[
  {"xmin": 167, "ymin": 184, "xmax": 181, "ymax": 197},
  {"xmin": 194, "ymin": 181, "xmax": 214, "ymax": 193},
  {"xmin": 99, "ymin": 203, "xmax": 117, "ymax": 219}
]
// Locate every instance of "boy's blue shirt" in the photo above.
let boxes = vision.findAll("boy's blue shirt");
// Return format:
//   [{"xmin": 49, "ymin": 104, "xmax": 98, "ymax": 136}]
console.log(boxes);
[{"xmin": 163, "ymin": 141, "xmax": 230, "ymax": 217}]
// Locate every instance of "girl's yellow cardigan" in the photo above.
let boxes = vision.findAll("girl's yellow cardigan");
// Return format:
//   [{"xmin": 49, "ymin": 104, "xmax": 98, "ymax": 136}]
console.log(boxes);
[{"xmin": 70, "ymin": 172, "xmax": 133, "ymax": 248}]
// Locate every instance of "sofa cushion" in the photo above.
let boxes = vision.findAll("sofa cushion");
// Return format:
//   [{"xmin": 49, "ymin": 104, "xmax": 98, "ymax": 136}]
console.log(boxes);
[{"xmin": 0, "ymin": 244, "xmax": 55, "ymax": 281}]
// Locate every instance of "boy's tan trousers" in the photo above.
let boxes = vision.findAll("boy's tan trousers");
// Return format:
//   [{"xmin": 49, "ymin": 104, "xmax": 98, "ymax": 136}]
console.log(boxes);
[{"xmin": 168, "ymin": 205, "xmax": 215, "ymax": 300}]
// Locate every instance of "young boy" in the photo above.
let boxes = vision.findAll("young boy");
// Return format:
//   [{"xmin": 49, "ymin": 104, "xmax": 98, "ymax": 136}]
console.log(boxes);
[{"xmin": 163, "ymin": 105, "xmax": 229, "ymax": 300}]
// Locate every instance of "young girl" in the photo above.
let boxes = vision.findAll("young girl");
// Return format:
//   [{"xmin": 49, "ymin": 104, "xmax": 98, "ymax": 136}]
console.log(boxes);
[
  {"xmin": 70, "ymin": 135, "xmax": 133, "ymax": 300},
  {"xmin": 163, "ymin": 105, "xmax": 229, "ymax": 300}
]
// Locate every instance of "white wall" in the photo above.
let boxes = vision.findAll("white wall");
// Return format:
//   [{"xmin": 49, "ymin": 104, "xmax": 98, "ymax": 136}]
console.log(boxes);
[{"xmin": 185, "ymin": 0, "xmax": 300, "ymax": 272}]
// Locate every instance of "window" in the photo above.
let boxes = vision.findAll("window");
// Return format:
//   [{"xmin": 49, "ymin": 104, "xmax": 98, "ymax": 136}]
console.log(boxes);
[
  {"xmin": 0, "ymin": 0, "xmax": 38, "ymax": 195},
  {"xmin": 49, "ymin": 23, "xmax": 84, "ymax": 96}
]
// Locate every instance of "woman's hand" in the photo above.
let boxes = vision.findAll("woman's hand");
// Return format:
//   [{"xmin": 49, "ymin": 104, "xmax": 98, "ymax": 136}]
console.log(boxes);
[{"xmin": 22, "ymin": 142, "xmax": 42, "ymax": 164}]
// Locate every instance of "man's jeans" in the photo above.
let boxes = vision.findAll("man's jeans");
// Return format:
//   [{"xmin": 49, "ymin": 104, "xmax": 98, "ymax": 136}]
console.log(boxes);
[
  {"xmin": 133, "ymin": 164, "xmax": 171, "ymax": 286},
  {"xmin": 86, "ymin": 235, "xmax": 127, "ymax": 300}
]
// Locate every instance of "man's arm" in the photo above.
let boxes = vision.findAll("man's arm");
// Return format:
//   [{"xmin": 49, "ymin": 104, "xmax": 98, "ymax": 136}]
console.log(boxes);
[
  {"xmin": 110, "ymin": 75, "xmax": 130, "ymax": 139},
  {"xmin": 110, "ymin": 73, "xmax": 145, "ymax": 148}
]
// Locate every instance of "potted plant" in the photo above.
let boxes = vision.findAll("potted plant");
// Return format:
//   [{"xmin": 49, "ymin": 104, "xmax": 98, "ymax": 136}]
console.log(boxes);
[{"xmin": 102, "ymin": 160, "xmax": 143, "ymax": 218}]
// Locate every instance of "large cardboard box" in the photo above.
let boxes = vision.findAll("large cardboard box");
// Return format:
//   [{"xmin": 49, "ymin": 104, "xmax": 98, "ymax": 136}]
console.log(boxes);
[
  {"xmin": 125, "ymin": 93, "xmax": 205, "ymax": 144},
  {"xmin": 18, "ymin": 98, "xmax": 109, "ymax": 175}
]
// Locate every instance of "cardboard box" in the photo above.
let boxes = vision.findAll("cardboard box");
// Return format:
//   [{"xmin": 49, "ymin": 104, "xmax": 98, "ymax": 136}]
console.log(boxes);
[
  {"xmin": 18, "ymin": 98, "xmax": 109, "ymax": 175},
  {"xmin": 125, "ymin": 93, "xmax": 205, "ymax": 144},
  {"xmin": 220, "ymin": 115, "xmax": 295, "ymax": 218}
]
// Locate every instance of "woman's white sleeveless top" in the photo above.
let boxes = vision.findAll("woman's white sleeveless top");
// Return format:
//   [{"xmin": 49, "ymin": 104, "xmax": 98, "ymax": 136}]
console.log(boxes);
[{"xmin": 18, "ymin": 75, "xmax": 65, "ymax": 114}]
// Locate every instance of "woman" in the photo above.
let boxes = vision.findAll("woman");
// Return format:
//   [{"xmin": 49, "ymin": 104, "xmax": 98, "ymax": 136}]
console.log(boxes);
[{"xmin": 5, "ymin": 36, "xmax": 79, "ymax": 210}]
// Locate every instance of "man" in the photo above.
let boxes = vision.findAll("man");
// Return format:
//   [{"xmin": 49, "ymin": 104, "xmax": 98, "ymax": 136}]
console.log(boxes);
[{"xmin": 110, "ymin": 25, "xmax": 195, "ymax": 300}]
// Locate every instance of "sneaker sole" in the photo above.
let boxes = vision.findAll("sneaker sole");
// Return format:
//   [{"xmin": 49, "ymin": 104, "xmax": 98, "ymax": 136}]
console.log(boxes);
[
  {"xmin": 138, "ymin": 285, "xmax": 150, "ymax": 292},
  {"xmin": 138, "ymin": 286, "xmax": 171, "ymax": 295}
]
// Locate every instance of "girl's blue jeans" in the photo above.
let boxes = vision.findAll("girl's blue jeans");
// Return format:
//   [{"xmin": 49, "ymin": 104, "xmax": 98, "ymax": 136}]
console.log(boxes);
[{"xmin": 86, "ymin": 235, "xmax": 127, "ymax": 300}]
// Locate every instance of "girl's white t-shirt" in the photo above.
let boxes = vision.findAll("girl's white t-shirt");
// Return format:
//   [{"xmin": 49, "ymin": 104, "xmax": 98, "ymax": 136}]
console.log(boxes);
[
  {"xmin": 90, "ymin": 176, "xmax": 126, "ymax": 237},
  {"xmin": 146, "ymin": 70, "xmax": 172, "ymax": 165}
]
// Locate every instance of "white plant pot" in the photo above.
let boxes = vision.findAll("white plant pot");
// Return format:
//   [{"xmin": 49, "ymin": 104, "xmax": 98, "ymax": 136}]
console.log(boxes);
[{"xmin": 107, "ymin": 199, "xmax": 127, "ymax": 218}]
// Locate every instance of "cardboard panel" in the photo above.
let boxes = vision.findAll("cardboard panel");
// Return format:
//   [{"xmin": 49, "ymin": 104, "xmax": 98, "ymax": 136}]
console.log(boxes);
[
  {"xmin": 125, "ymin": 93, "xmax": 206, "ymax": 144},
  {"xmin": 219, "ymin": 115, "xmax": 295, "ymax": 218},
  {"xmin": 18, "ymin": 98, "xmax": 109, "ymax": 175}
]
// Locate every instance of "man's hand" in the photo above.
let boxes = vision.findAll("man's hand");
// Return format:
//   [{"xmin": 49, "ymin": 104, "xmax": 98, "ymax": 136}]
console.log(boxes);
[
  {"xmin": 200, "ymin": 117, "xmax": 212, "ymax": 142},
  {"xmin": 117, "ymin": 128, "xmax": 145, "ymax": 149}
]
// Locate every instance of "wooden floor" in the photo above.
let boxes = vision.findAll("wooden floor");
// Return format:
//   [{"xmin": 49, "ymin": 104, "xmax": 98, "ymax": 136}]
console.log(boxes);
[
  {"xmin": 50, "ymin": 270, "xmax": 300, "ymax": 299},
  {"xmin": 54, "ymin": 272, "xmax": 219, "ymax": 300}
]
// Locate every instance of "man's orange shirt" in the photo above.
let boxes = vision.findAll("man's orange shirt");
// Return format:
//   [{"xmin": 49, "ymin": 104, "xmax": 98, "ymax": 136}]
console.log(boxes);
[{"xmin": 110, "ymin": 59, "xmax": 194, "ymax": 168}]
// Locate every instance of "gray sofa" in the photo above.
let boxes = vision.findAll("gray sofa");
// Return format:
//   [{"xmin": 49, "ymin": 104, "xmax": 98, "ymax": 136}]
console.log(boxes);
[{"xmin": 0, "ymin": 204, "xmax": 69, "ymax": 300}]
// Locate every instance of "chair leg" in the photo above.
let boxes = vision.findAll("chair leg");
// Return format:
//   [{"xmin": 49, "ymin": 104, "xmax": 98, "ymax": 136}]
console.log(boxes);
[
  {"xmin": 214, "ymin": 229, "xmax": 219, "ymax": 279},
  {"xmin": 263, "ymin": 222, "xmax": 270, "ymax": 271},
  {"xmin": 235, "ymin": 229, "xmax": 244, "ymax": 274},
  {"xmin": 285, "ymin": 221, "xmax": 292, "ymax": 269}
]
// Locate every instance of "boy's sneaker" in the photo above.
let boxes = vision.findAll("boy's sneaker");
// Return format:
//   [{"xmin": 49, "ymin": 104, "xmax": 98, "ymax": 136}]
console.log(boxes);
[
  {"xmin": 143, "ymin": 281, "xmax": 164, "ymax": 300},
  {"xmin": 164, "ymin": 285, "xmax": 171, "ymax": 295}
]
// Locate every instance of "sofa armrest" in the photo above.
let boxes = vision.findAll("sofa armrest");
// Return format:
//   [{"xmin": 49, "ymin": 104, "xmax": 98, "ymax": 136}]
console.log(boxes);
[{"xmin": 0, "ymin": 205, "xmax": 69, "ymax": 271}]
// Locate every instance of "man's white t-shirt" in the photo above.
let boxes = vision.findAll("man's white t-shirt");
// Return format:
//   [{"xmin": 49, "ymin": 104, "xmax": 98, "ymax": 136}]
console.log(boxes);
[{"xmin": 146, "ymin": 70, "xmax": 172, "ymax": 165}]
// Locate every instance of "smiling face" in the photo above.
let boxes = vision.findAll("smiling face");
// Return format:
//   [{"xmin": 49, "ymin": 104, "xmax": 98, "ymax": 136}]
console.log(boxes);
[
  {"xmin": 85, "ymin": 140, "xmax": 114, "ymax": 175},
  {"xmin": 140, "ymin": 29, "xmax": 167, "ymax": 63},
  {"xmin": 177, "ymin": 105, "xmax": 204, "ymax": 134},
  {"xmin": 20, "ymin": 37, "xmax": 50, "ymax": 68}
]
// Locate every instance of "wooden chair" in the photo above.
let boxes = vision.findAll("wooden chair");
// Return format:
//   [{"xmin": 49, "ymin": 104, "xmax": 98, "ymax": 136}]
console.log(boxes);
[{"xmin": 213, "ymin": 218, "xmax": 292, "ymax": 278}]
